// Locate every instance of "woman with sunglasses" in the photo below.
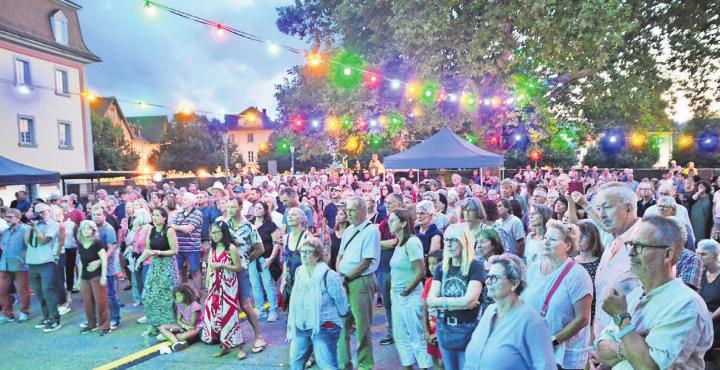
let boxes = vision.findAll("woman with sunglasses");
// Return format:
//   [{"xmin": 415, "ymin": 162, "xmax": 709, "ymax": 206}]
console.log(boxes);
[{"xmin": 465, "ymin": 253, "xmax": 555, "ymax": 370}]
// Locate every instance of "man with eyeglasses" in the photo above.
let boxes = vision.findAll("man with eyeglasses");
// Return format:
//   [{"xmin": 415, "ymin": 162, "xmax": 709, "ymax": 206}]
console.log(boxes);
[
  {"xmin": 645, "ymin": 183, "xmax": 694, "ymax": 237},
  {"xmin": 572, "ymin": 183, "xmax": 642, "ymax": 340},
  {"xmin": 0, "ymin": 208, "xmax": 31, "ymax": 324},
  {"xmin": 336, "ymin": 196, "xmax": 381, "ymax": 370},
  {"xmin": 593, "ymin": 215, "xmax": 712, "ymax": 370}
]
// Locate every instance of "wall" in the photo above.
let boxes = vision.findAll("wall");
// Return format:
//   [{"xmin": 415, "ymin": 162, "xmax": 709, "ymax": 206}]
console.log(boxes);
[{"xmin": 0, "ymin": 42, "xmax": 89, "ymax": 174}]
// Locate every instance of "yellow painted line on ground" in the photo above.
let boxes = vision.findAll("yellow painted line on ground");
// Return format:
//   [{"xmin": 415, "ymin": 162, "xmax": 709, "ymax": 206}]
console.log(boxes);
[
  {"xmin": 93, "ymin": 341, "xmax": 171, "ymax": 370},
  {"xmin": 94, "ymin": 303, "xmax": 271, "ymax": 370}
]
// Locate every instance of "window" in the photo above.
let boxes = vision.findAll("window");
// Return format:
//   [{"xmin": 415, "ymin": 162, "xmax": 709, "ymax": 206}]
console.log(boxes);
[
  {"xmin": 14, "ymin": 58, "xmax": 31, "ymax": 86},
  {"xmin": 247, "ymin": 151, "xmax": 255, "ymax": 162},
  {"xmin": 247, "ymin": 133, "xmax": 254, "ymax": 143},
  {"xmin": 55, "ymin": 69, "xmax": 69, "ymax": 95},
  {"xmin": 58, "ymin": 121, "xmax": 72, "ymax": 149},
  {"xmin": 17, "ymin": 116, "xmax": 36, "ymax": 146},
  {"xmin": 51, "ymin": 11, "xmax": 69, "ymax": 45}
]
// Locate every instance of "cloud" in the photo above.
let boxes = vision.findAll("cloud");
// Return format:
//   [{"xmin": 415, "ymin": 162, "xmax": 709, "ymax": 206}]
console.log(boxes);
[{"xmin": 78, "ymin": 0, "xmax": 304, "ymax": 119}]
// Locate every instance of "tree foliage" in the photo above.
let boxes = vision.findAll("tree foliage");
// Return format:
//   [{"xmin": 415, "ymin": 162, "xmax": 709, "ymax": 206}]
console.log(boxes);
[
  {"xmin": 272, "ymin": 0, "xmax": 718, "ymax": 164},
  {"xmin": 582, "ymin": 144, "xmax": 660, "ymax": 169},
  {"xmin": 91, "ymin": 112, "xmax": 140, "ymax": 171},
  {"xmin": 671, "ymin": 117, "xmax": 720, "ymax": 167},
  {"xmin": 148, "ymin": 122, "xmax": 244, "ymax": 172}
]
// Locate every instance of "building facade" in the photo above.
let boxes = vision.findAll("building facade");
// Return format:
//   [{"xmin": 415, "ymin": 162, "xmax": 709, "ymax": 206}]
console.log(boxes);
[
  {"xmin": 225, "ymin": 107, "xmax": 279, "ymax": 172},
  {"xmin": 92, "ymin": 97, "xmax": 159, "ymax": 170},
  {"xmin": 0, "ymin": 0, "xmax": 100, "ymax": 175}
]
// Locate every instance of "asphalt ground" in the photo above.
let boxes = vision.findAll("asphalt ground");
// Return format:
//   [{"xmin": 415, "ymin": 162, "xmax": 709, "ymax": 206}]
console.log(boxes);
[{"xmin": 0, "ymin": 278, "xmax": 403, "ymax": 370}]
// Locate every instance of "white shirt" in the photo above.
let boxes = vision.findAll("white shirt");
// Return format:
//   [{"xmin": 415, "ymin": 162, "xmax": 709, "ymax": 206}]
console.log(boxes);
[
  {"xmin": 338, "ymin": 220, "xmax": 381, "ymax": 276},
  {"xmin": 596, "ymin": 279, "xmax": 713, "ymax": 370},
  {"xmin": 593, "ymin": 220, "xmax": 643, "ymax": 338},
  {"xmin": 645, "ymin": 203, "xmax": 694, "ymax": 237},
  {"xmin": 522, "ymin": 259, "xmax": 594, "ymax": 369}
]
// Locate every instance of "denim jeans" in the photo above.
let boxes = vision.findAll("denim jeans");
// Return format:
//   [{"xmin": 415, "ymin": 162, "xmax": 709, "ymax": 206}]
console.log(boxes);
[
  {"xmin": 290, "ymin": 324, "xmax": 341, "ymax": 370},
  {"xmin": 247, "ymin": 257, "xmax": 278, "ymax": 313},
  {"xmin": 53, "ymin": 253, "xmax": 67, "ymax": 305},
  {"xmin": 436, "ymin": 320, "xmax": 477, "ymax": 370},
  {"xmin": 390, "ymin": 285, "xmax": 432, "ymax": 368},
  {"xmin": 106, "ymin": 275, "xmax": 120, "ymax": 322},
  {"xmin": 28, "ymin": 262, "xmax": 59, "ymax": 323},
  {"xmin": 375, "ymin": 269, "xmax": 392, "ymax": 336},
  {"xmin": 131, "ymin": 264, "xmax": 149, "ymax": 304}
]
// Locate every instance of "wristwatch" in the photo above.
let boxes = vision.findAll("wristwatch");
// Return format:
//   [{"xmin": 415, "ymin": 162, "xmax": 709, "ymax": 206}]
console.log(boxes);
[
  {"xmin": 613, "ymin": 312, "xmax": 631, "ymax": 326},
  {"xmin": 551, "ymin": 335, "xmax": 560, "ymax": 346}
]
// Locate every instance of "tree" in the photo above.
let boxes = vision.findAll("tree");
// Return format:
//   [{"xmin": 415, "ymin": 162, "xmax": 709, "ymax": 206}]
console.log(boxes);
[
  {"xmin": 582, "ymin": 144, "xmax": 659, "ymax": 169},
  {"xmin": 272, "ymin": 0, "xmax": 717, "ymax": 163},
  {"xmin": 257, "ymin": 130, "xmax": 333, "ymax": 173},
  {"xmin": 671, "ymin": 117, "xmax": 720, "ymax": 167},
  {"xmin": 91, "ymin": 112, "xmax": 140, "ymax": 171},
  {"xmin": 148, "ymin": 122, "xmax": 244, "ymax": 172}
]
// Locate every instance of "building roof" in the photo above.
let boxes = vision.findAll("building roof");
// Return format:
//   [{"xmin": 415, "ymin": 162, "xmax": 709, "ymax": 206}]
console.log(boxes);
[
  {"xmin": 0, "ymin": 0, "xmax": 100, "ymax": 63},
  {"xmin": 126, "ymin": 116, "xmax": 168, "ymax": 144},
  {"xmin": 224, "ymin": 107, "xmax": 281, "ymax": 131}
]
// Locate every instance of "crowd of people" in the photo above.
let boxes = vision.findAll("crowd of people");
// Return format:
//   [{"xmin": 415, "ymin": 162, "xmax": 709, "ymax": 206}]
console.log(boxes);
[{"xmin": 0, "ymin": 160, "xmax": 719, "ymax": 369}]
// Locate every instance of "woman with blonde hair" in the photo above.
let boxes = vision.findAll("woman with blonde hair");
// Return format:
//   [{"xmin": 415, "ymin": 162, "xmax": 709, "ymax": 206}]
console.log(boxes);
[
  {"xmin": 426, "ymin": 223, "xmax": 484, "ymax": 370},
  {"xmin": 521, "ymin": 220, "xmax": 593, "ymax": 369}
]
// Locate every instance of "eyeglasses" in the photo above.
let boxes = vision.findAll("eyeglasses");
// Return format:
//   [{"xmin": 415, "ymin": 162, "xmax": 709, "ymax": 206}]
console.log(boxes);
[
  {"xmin": 299, "ymin": 250, "xmax": 315, "ymax": 256},
  {"xmin": 624, "ymin": 240, "xmax": 671, "ymax": 254},
  {"xmin": 485, "ymin": 274, "xmax": 505, "ymax": 285}
]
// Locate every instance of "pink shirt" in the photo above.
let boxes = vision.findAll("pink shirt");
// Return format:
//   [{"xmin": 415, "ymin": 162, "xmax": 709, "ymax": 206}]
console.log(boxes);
[{"xmin": 177, "ymin": 301, "xmax": 203, "ymax": 330}]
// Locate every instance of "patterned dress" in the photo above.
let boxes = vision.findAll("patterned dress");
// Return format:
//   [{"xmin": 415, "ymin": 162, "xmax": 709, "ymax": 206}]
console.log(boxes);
[
  {"xmin": 143, "ymin": 227, "xmax": 180, "ymax": 325},
  {"xmin": 201, "ymin": 246, "xmax": 243, "ymax": 349}
]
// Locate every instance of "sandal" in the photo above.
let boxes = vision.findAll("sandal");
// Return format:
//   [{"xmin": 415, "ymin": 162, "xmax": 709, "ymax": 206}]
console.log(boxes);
[
  {"xmin": 251, "ymin": 342, "xmax": 267, "ymax": 354},
  {"xmin": 305, "ymin": 355, "xmax": 316, "ymax": 368},
  {"xmin": 213, "ymin": 346, "xmax": 230, "ymax": 358},
  {"xmin": 237, "ymin": 349, "xmax": 248, "ymax": 360}
]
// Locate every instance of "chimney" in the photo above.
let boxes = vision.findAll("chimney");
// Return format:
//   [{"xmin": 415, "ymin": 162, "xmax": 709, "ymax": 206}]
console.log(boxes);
[{"xmin": 262, "ymin": 108, "xmax": 267, "ymax": 118}]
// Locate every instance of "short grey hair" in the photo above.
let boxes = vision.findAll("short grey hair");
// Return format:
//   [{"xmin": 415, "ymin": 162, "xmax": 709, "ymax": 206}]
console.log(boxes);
[
  {"xmin": 640, "ymin": 214, "xmax": 686, "ymax": 263},
  {"xmin": 182, "ymin": 192, "xmax": 197, "ymax": 205},
  {"xmin": 416, "ymin": 200, "xmax": 435, "ymax": 216},
  {"xmin": 598, "ymin": 182, "xmax": 637, "ymax": 212},
  {"xmin": 488, "ymin": 253, "xmax": 527, "ymax": 294},
  {"xmin": 133, "ymin": 208, "xmax": 152, "ymax": 227},
  {"xmin": 422, "ymin": 191, "xmax": 439, "ymax": 202},
  {"xmin": 656, "ymin": 196, "xmax": 677, "ymax": 214},
  {"xmin": 698, "ymin": 239, "xmax": 720, "ymax": 256},
  {"xmin": 287, "ymin": 207, "xmax": 308, "ymax": 226},
  {"xmin": 546, "ymin": 219, "xmax": 580, "ymax": 256},
  {"xmin": 347, "ymin": 196, "xmax": 367, "ymax": 214}
]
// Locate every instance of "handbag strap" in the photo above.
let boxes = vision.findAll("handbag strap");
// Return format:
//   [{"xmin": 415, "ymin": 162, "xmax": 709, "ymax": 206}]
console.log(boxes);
[{"xmin": 540, "ymin": 259, "xmax": 575, "ymax": 317}]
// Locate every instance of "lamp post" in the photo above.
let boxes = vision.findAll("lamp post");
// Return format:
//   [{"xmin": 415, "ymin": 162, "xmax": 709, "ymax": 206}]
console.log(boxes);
[
  {"xmin": 290, "ymin": 145, "xmax": 296, "ymax": 175},
  {"xmin": 222, "ymin": 132, "xmax": 230, "ymax": 182}
]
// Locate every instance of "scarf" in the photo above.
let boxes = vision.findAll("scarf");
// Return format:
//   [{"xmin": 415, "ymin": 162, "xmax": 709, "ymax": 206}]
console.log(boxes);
[{"xmin": 286, "ymin": 261, "xmax": 330, "ymax": 341}]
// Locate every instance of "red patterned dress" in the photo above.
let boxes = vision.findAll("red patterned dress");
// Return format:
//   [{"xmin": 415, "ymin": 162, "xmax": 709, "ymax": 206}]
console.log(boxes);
[{"xmin": 201, "ymin": 246, "xmax": 243, "ymax": 349}]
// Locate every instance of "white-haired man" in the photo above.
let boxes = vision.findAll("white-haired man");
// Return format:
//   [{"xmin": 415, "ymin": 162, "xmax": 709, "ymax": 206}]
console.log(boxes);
[
  {"xmin": 593, "ymin": 215, "xmax": 712, "ymax": 369},
  {"xmin": 169, "ymin": 192, "xmax": 203, "ymax": 294}
]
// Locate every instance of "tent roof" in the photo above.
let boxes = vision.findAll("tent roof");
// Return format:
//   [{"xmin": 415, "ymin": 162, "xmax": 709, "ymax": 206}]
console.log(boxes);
[
  {"xmin": 0, "ymin": 156, "xmax": 60, "ymax": 186},
  {"xmin": 383, "ymin": 128, "xmax": 504, "ymax": 169}
]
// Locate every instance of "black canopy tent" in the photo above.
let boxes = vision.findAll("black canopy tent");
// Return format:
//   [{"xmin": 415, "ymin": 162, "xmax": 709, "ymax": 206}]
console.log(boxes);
[
  {"xmin": 0, "ymin": 155, "xmax": 60, "ymax": 186},
  {"xmin": 383, "ymin": 128, "xmax": 504, "ymax": 179}
]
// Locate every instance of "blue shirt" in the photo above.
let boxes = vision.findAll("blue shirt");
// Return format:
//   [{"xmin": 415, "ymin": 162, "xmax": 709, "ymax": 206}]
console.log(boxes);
[
  {"xmin": 199, "ymin": 205, "xmax": 223, "ymax": 242},
  {"xmin": 26, "ymin": 220, "xmax": 59, "ymax": 265},
  {"xmin": 464, "ymin": 301, "xmax": 555, "ymax": 370},
  {"xmin": 0, "ymin": 224, "xmax": 30, "ymax": 271},
  {"xmin": 98, "ymin": 222, "xmax": 118, "ymax": 276}
]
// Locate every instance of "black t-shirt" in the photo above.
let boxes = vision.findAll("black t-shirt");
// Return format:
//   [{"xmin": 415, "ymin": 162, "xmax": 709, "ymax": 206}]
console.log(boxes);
[
  {"xmin": 255, "ymin": 220, "xmax": 278, "ymax": 259},
  {"xmin": 323, "ymin": 203, "xmax": 338, "ymax": 229},
  {"xmin": 79, "ymin": 240, "xmax": 107, "ymax": 280},
  {"xmin": 433, "ymin": 258, "xmax": 484, "ymax": 322}
]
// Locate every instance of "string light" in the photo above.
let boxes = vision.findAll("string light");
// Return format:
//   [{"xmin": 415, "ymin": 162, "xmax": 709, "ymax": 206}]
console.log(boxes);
[
  {"xmin": 17, "ymin": 84, "xmax": 31, "ymax": 94},
  {"xmin": 215, "ymin": 24, "xmax": 225, "ymax": 37},
  {"xmin": 267, "ymin": 42, "xmax": 280, "ymax": 55}
]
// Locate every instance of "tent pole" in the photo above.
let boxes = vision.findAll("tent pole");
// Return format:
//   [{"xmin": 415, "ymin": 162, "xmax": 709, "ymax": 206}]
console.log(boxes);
[
  {"xmin": 417, "ymin": 170, "xmax": 420, "ymax": 183},
  {"xmin": 480, "ymin": 168, "xmax": 483, "ymax": 185}
]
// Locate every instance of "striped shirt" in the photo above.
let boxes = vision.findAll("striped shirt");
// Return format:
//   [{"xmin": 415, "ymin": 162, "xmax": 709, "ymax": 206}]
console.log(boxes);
[{"xmin": 170, "ymin": 208, "xmax": 203, "ymax": 252}]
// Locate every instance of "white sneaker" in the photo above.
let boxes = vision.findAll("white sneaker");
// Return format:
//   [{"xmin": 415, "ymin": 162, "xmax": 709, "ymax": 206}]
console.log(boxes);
[
  {"xmin": 137, "ymin": 316, "xmax": 147, "ymax": 324},
  {"xmin": 58, "ymin": 306, "xmax": 72, "ymax": 316},
  {"xmin": 267, "ymin": 311, "xmax": 278, "ymax": 322},
  {"xmin": 17, "ymin": 313, "xmax": 29, "ymax": 322}
]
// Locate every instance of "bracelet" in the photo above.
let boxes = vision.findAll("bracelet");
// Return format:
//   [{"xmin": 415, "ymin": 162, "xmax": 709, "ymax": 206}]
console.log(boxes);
[
  {"xmin": 615, "ymin": 342, "xmax": 625, "ymax": 361},
  {"xmin": 618, "ymin": 323, "xmax": 636, "ymax": 340}
]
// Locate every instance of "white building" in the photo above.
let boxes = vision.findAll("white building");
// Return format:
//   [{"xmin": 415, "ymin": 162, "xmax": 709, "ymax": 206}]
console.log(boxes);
[{"xmin": 0, "ymin": 0, "xmax": 100, "ymax": 200}]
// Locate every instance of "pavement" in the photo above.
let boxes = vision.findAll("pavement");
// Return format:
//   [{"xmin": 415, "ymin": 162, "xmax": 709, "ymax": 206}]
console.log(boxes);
[{"xmin": 0, "ymin": 278, "xmax": 403, "ymax": 370}]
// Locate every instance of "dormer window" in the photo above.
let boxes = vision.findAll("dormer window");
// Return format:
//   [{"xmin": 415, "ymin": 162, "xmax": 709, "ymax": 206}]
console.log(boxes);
[{"xmin": 51, "ymin": 10, "xmax": 68, "ymax": 45}]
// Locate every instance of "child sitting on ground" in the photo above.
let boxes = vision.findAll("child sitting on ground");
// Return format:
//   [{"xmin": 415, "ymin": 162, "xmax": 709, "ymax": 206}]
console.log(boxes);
[{"xmin": 157, "ymin": 284, "xmax": 202, "ymax": 351}]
